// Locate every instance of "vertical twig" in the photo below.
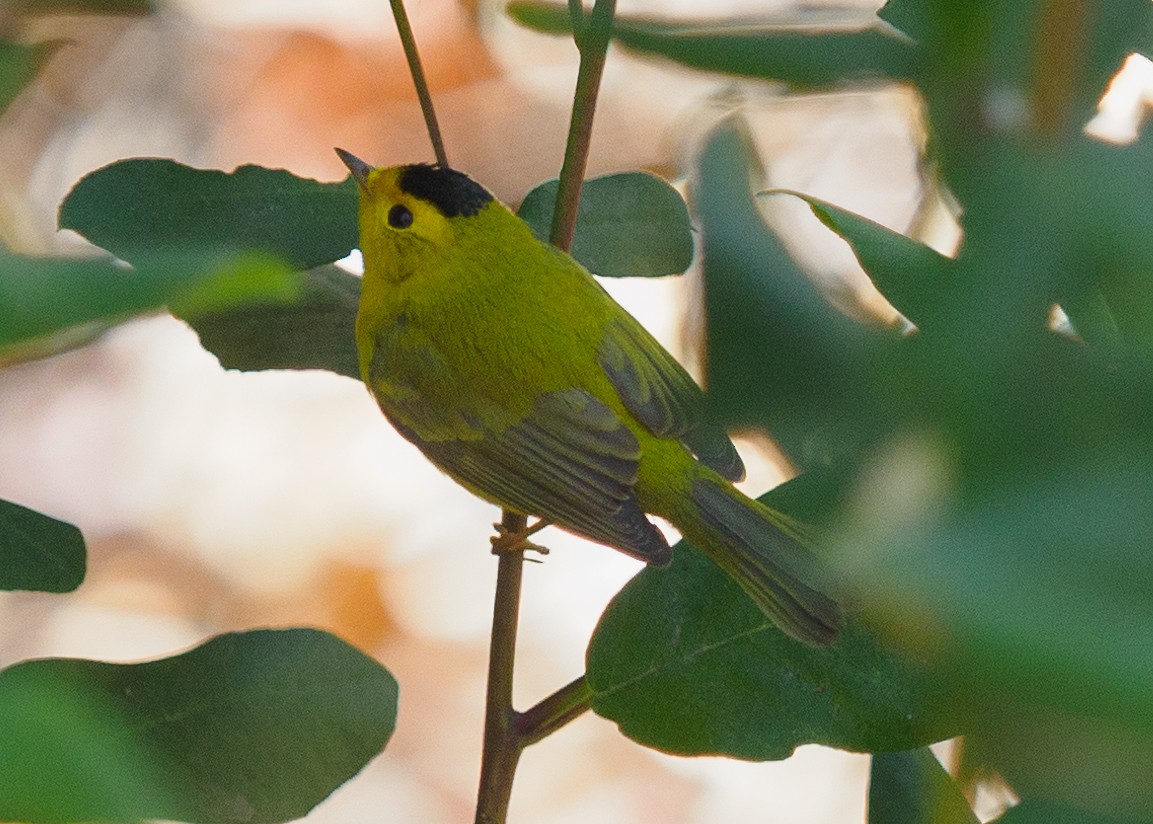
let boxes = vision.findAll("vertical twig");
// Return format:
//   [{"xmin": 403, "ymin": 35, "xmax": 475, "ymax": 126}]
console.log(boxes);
[
  {"xmin": 388, "ymin": 0, "xmax": 449, "ymax": 166},
  {"xmin": 476, "ymin": 511, "xmax": 527, "ymax": 824},
  {"xmin": 550, "ymin": 0, "xmax": 617, "ymax": 250},
  {"xmin": 381, "ymin": 1, "xmax": 599, "ymax": 822},
  {"xmin": 474, "ymin": 2, "xmax": 617, "ymax": 822}
]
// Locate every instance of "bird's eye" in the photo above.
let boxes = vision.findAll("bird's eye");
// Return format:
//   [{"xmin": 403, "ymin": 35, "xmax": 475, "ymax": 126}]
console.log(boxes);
[{"xmin": 388, "ymin": 204, "xmax": 414, "ymax": 229}]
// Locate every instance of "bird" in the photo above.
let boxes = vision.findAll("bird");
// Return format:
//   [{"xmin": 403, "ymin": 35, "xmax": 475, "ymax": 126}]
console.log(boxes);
[{"xmin": 336, "ymin": 148, "xmax": 842, "ymax": 646}]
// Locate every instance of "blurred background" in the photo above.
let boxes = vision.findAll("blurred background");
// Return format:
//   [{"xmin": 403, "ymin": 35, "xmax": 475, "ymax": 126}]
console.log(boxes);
[{"xmin": 0, "ymin": 0, "xmax": 1004, "ymax": 820}]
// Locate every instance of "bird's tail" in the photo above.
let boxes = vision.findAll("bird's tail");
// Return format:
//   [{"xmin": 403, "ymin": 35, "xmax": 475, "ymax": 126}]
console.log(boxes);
[{"xmin": 675, "ymin": 475, "xmax": 844, "ymax": 646}]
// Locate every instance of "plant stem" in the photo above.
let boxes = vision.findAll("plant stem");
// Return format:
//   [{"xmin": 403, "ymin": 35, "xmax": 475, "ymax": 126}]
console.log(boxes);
[
  {"xmin": 549, "ymin": 0, "xmax": 618, "ymax": 249},
  {"xmin": 388, "ymin": 0, "xmax": 449, "ymax": 166},
  {"xmin": 476, "ymin": 512, "xmax": 527, "ymax": 824},
  {"xmin": 476, "ymin": 522, "xmax": 593, "ymax": 824},
  {"xmin": 517, "ymin": 676, "xmax": 593, "ymax": 747},
  {"xmin": 476, "ymin": 3, "xmax": 615, "ymax": 820}
]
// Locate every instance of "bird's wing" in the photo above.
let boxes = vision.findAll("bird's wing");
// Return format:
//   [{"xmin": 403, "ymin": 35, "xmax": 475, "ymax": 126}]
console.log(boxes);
[
  {"xmin": 372, "ymin": 334, "xmax": 672, "ymax": 564},
  {"xmin": 597, "ymin": 316, "xmax": 746, "ymax": 482}
]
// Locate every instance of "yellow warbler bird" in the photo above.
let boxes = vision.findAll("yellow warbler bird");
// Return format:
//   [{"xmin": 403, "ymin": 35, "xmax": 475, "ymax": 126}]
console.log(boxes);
[{"xmin": 337, "ymin": 149, "xmax": 842, "ymax": 646}]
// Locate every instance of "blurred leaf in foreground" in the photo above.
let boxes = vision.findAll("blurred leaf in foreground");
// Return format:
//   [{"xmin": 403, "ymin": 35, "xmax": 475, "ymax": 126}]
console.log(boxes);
[
  {"xmin": 16, "ymin": 0, "xmax": 154, "ymax": 13},
  {"xmin": 0, "ymin": 248, "xmax": 297, "ymax": 352},
  {"xmin": 508, "ymin": 2, "xmax": 917, "ymax": 89},
  {"xmin": 698, "ymin": 119, "xmax": 890, "ymax": 469},
  {"xmin": 994, "ymin": 799, "xmax": 1147, "ymax": 824},
  {"xmin": 185, "ymin": 265, "xmax": 361, "ymax": 379},
  {"xmin": 0, "ymin": 41, "xmax": 62, "ymax": 117}
]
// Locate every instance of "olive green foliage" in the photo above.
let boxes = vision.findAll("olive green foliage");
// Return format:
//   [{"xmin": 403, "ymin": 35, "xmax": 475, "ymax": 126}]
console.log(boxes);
[{"xmin": 1, "ymin": 0, "xmax": 1151, "ymax": 820}]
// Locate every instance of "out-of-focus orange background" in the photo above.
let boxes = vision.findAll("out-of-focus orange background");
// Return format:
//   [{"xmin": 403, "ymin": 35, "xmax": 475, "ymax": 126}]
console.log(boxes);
[{"xmin": 0, "ymin": 1, "xmax": 946, "ymax": 820}]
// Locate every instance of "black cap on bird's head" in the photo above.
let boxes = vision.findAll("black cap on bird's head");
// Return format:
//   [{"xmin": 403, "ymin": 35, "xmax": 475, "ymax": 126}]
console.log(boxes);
[
  {"xmin": 334, "ymin": 149, "xmax": 494, "ymax": 219},
  {"xmin": 397, "ymin": 164, "xmax": 493, "ymax": 219}
]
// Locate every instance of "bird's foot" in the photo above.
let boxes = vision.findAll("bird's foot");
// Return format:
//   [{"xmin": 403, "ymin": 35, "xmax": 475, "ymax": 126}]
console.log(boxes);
[{"xmin": 490, "ymin": 519, "xmax": 551, "ymax": 557}]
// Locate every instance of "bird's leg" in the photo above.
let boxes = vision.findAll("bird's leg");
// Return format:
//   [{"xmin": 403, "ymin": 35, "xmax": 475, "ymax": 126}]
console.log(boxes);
[{"xmin": 490, "ymin": 518, "xmax": 552, "ymax": 556}]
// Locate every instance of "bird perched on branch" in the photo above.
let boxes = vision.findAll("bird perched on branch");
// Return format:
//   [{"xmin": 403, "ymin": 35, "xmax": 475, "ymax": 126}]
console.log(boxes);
[{"xmin": 337, "ymin": 148, "xmax": 842, "ymax": 646}]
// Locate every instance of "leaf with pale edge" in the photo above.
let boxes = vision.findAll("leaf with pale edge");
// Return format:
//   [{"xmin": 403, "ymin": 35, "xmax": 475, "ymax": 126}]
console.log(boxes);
[
  {"xmin": 508, "ymin": 1, "xmax": 916, "ymax": 88},
  {"xmin": 765, "ymin": 189, "xmax": 954, "ymax": 329}
]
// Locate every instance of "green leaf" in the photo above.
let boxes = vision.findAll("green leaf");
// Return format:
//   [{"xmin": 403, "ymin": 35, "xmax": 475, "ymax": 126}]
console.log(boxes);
[
  {"xmin": 0, "ymin": 248, "xmax": 297, "ymax": 350},
  {"xmin": 0, "ymin": 499, "xmax": 85, "ymax": 593},
  {"xmin": 994, "ymin": 800, "xmax": 1146, "ymax": 824},
  {"xmin": 17, "ymin": 0, "xmax": 154, "ymax": 12},
  {"xmin": 0, "ymin": 628, "xmax": 397, "ymax": 823},
  {"xmin": 0, "ymin": 41, "xmax": 61, "ymax": 117},
  {"xmin": 59, "ymin": 159, "xmax": 358, "ymax": 271},
  {"xmin": 876, "ymin": 0, "xmax": 936, "ymax": 41},
  {"xmin": 586, "ymin": 490, "xmax": 954, "ymax": 760},
  {"xmin": 868, "ymin": 749, "xmax": 978, "ymax": 824},
  {"xmin": 184, "ymin": 265, "xmax": 361, "ymax": 379},
  {"xmin": 766, "ymin": 190, "xmax": 954, "ymax": 329},
  {"xmin": 698, "ymin": 119, "xmax": 888, "ymax": 467},
  {"xmin": 508, "ymin": 2, "xmax": 917, "ymax": 89},
  {"xmin": 516, "ymin": 171, "xmax": 694, "ymax": 277},
  {"xmin": 999, "ymin": 799, "xmax": 1153, "ymax": 824}
]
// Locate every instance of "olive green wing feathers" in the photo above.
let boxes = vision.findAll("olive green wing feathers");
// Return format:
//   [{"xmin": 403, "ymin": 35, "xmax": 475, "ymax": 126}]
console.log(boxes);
[
  {"xmin": 366, "ymin": 322, "xmax": 671, "ymax": 563},
  {"xmin": 597, "ymin": 316, "xmax": 745, "ymax": 481},
  {"xmin": 400, "ymin": 389, "xmax": 671, "ymax": 563}
]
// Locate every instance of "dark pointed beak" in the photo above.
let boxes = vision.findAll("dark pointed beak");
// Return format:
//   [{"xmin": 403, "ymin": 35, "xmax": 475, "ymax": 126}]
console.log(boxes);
[{"xmin": 335, "ymin": 148, "xmax": 373, "ymax": 190}]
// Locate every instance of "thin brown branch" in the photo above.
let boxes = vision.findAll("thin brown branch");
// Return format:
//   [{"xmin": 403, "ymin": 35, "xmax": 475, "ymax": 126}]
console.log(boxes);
[
  {"xmin": 388, "ymin": 0, "xmax": 449, "ymax": 166},
  {"xmin": 549, "ymin": 0, "xmax": 617, "ymax": 251}
]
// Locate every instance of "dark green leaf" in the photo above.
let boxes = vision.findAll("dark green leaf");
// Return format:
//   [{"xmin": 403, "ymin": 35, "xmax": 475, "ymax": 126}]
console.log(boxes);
[
  {"xmin": 868, "ymin": 749, "xmax": 978, "ymax": 824},
  {"xmin": 699, "ymin": 119, "xmax": 889, "ymax": 468},
  {"xmin": 508, "ymin": 2, "xmax": 917, "ymax": 88},
  {"xmin": 184, "ymin": 265, "xmax": 361, "ymax": 379},
  {"xmin": 516, "ymin": 171, "xmax": 693, "ymax": 277},
  {"xmin": 0, "ymin": 248, "xmax": 297, "ymax": 350},
  {"xmin": 0, "ymin": 41, "xmax": 61, "ymax": 117},
  {"xmin": 0, "ymin": 628, "xmax": 397, "ymax": 823},
  {"xmin": 875, "ymin": 0, "xmax": 935, "ymax": 41},
  {"xmin": 0, "ymin": 499, "xmax": 85, "ymax": 593},
  {"xmin": 59, "ymin": 159, "xmax": 358, "ymax": 271},
  {"xmin": 766, "ymin": 190, "xmax": 954, "ymax": 329},
  {"xmin": 586, "ymin": 485, "xmax": 954, "ymax": 761},
  {"xmin": 995, "ymin": 800, "xmax": 1147, "ymax": 824},
  {"xmin": 15, "ymin": 0, "xmax": 154, "ymax": 12}
]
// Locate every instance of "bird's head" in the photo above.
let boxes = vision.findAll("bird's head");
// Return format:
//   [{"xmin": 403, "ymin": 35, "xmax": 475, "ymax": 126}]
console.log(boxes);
[{"xmin": 336, "ymin": 149, "xmax": 497, "ymax": 283}]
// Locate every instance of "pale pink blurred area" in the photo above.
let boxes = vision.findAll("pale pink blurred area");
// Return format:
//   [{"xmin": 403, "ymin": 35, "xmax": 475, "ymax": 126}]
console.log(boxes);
[{"xmin": 0, "ymin": 0, "xmax": 935, "ymax": 820}]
